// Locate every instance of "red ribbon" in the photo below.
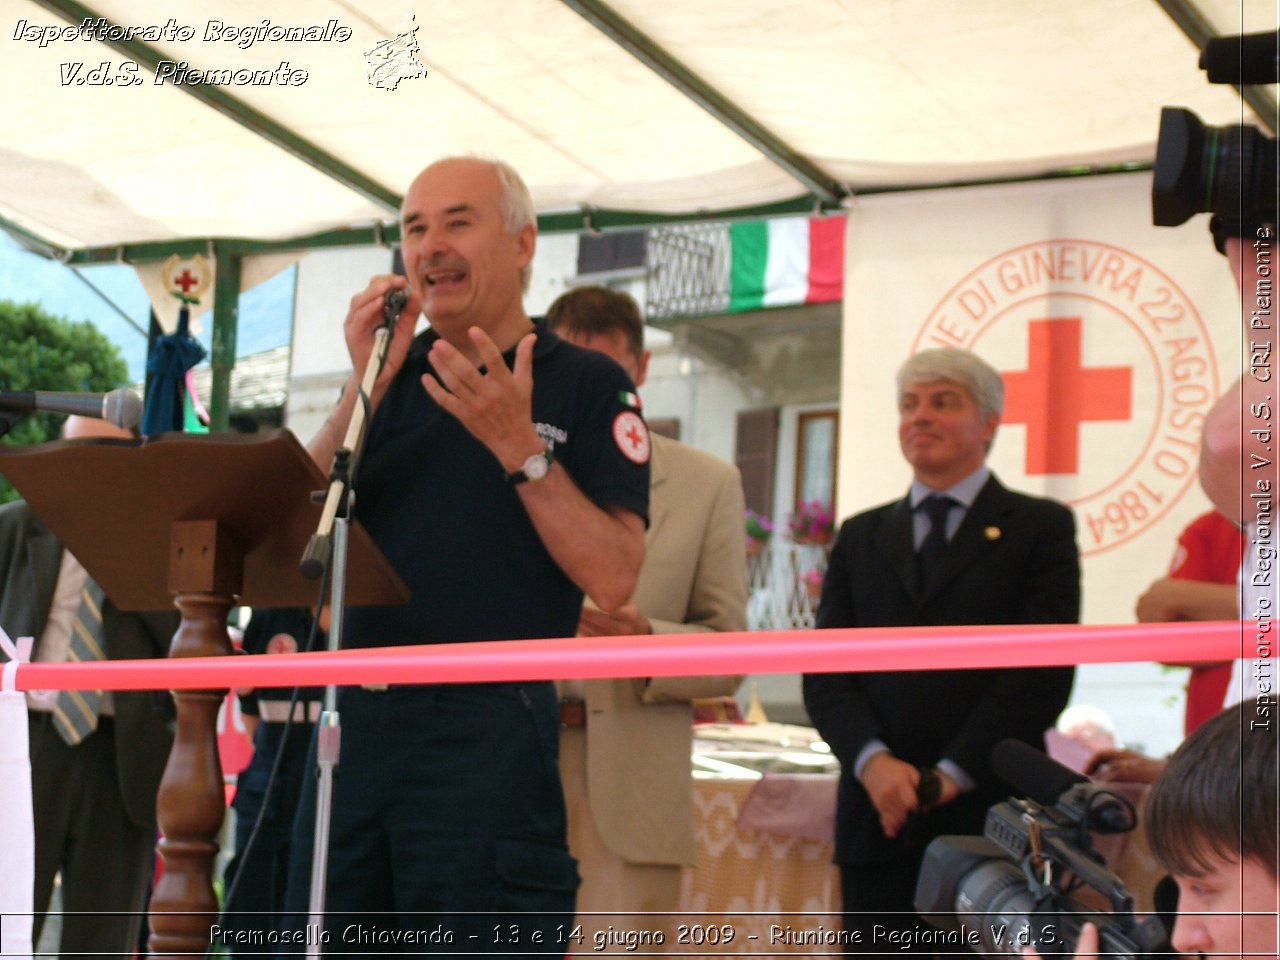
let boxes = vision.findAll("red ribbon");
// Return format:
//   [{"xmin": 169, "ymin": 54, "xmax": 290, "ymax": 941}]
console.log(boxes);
[{"xmin": 11, "ymin": 620, "xmax": 1252, "ymax": 692}]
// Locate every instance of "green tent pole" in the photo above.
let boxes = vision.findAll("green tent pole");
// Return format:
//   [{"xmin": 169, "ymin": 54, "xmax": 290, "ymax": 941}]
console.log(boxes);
[{"xmin": 209, "ymin": 242, "xmax": 241, "ymax": 432}]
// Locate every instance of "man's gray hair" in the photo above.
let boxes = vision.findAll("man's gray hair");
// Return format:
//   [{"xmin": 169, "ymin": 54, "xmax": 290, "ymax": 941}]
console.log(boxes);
[
  {"xmin": 488, "ymin": 156, "xmax": 536, "ymax": 293},
  {"xmin": 896, "ymin": 348, "xmax": 1005, "ymax": 418}
]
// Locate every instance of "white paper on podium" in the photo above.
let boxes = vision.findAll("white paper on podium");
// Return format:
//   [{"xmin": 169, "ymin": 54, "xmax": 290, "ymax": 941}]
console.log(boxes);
[{"xmin": 0, "ymin": 626, "xmax": 34, "ymax": 957}]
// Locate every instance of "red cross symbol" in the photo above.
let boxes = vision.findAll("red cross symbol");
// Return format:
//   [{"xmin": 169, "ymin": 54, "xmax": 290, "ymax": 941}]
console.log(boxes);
[
  {"xmin": 1002, "ymin": 317, "xmax": 1132, "ymax": 475},
  {"xmin": 174, "ymin": 270, "xmax": 199, "ymax": 294},
  {"xmin": 613, "ymin": 411, "xmax": 650, "ymax": 464}
]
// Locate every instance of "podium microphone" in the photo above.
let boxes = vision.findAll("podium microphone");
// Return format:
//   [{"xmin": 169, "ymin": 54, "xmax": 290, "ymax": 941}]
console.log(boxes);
[{"xmin": 0, "ymin": 388, "xmax": 143, "ymax": 429}]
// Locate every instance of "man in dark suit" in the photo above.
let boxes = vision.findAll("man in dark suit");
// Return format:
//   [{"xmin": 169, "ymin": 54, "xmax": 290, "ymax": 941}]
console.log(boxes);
[
  {"xmin": 0, "ymin": 416, "xmax": 179, "ymax": 958},
  {"xmin": 802, "ymin": 348, "xmax": 1080, "ymax": 954}
]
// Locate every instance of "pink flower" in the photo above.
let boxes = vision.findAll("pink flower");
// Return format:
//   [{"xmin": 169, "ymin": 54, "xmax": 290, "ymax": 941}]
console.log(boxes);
[{"xmin": 787, "ymin": 500, "xmax": 835, "ymax": 539}]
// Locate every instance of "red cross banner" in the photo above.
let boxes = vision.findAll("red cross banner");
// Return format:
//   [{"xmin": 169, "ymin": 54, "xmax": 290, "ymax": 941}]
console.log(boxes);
[
  {"xmin": 132, "ymin": 252, "xmax": 299, "ymax": 336},
  {"xmin": 840, "ymin": 171, "xmax": 1241, "ymax": 624},
  {"xmin": 135, "ymin": 255, "xmax": 217, "ymax": 335}
]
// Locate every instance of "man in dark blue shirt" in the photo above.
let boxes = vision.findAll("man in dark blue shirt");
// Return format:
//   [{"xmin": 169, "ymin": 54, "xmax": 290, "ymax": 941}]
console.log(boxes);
[{"xmin": 286, "ymin": 156, "xmax": 649, "ymax": 953}]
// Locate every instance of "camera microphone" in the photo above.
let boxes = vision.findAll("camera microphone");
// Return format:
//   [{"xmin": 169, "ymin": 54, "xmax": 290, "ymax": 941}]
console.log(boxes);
[
  {"xmin": 1200, "ymin": 31, "xmax": 1280, "ymax": 85},
  {"xmin": 991, "ymin": 738, "xmax": 1085, "ymax": 805},
  {"xmin": 991, "ymin": 738, "xmax": 1132, "ymax": 834}
]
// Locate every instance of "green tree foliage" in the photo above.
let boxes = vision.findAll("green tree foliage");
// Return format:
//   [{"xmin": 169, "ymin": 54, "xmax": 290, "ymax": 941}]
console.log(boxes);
[{"xmin": 0, "ymin": 300, "xmax": 129, "ymax": 504}]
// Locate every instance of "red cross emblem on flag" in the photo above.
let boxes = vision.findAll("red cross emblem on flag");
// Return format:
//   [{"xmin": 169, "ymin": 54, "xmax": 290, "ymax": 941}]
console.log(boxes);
[{"xmin": 161, "ymin": 253, "xmax": 212, "ymax": 304}]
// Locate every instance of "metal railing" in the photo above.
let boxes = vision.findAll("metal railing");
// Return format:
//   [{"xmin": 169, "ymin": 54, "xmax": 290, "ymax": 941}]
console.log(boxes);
[{"xmin": 746, "ymin": 539, "xmax": 829, "ymax": 631}]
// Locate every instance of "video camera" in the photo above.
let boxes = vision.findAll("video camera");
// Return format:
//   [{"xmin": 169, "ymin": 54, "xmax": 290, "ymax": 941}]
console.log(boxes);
[
  {"xmin": 1152, "ymin": 31, "xmax": 1278, "ymax": 244},
  {"xmin": 913, "ymin": 739, "xmax": 1169, "ymax": 960}
]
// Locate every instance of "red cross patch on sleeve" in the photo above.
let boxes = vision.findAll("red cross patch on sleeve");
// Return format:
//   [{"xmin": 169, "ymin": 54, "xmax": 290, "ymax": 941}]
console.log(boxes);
[
  {"xmin": 612, "ymin": 410, "xmax": 651, "ymax": 465},
  {"xmin": 266, "ymin": 633, "xmax": 298, "ymax": 655}
]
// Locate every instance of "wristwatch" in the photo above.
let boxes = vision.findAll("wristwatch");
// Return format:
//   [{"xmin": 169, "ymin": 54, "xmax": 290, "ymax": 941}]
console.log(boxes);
[{"xmin": 505, "ymin": 444, "xmax": 554, "ymax": 485}]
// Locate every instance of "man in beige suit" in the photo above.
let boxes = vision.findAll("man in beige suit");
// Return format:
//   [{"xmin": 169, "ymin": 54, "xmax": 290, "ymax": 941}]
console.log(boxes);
[{"xmin": 547, "ymin": 287, "xmax": 748, "ymax": 941}]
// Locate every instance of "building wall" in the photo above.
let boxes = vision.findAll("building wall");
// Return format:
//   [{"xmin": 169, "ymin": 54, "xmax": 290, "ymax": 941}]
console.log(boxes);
[
  {"xmin": 639, "ymin": 347, "xmax": 751, "ymax": 465},
  {"xmin": 285, "ymin": 245, "xmax": 393, "ymax": 442}
]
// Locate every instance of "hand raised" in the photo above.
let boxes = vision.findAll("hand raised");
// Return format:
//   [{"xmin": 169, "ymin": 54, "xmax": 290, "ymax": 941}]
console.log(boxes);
[{"xmin": 421, "ymin": 326, "xmax": 543, "ymax": 470}]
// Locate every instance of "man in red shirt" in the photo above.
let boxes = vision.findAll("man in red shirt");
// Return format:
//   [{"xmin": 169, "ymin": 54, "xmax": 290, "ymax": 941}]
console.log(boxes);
[{"xmin": 1136, "ymin": 509, "xmax": 1242, "ymax": 734}]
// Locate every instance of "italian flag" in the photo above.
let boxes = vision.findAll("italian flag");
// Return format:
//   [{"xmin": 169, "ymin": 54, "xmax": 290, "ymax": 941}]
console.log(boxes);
[{"xmin": 729, "ymin": 215, "xmax": 846, "ymax": 312}]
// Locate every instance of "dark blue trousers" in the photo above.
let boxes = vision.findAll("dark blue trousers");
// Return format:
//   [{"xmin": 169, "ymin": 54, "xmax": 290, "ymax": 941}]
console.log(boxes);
[
  {"xmin": 283, "ymin": 682, "xmax": 578, "ymax": 955},
  {"xmin": 222, "ymin": 719, "xmax": 316, "ymax": 949}
]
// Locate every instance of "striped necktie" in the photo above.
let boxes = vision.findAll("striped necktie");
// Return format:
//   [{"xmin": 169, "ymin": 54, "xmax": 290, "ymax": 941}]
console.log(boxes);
[{"xmin": 51, "ymin": 580, "xmax": 107, "ymax": 747}]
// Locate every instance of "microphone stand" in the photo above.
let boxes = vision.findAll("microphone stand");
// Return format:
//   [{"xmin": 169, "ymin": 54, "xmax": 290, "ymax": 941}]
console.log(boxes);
[{"xmin": 298, "ymin": 291, "xmax": 403, "ymax": 956}]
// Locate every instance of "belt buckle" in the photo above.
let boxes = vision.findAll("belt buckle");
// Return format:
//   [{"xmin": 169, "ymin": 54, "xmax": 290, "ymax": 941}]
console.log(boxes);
[{"xmin": 361, "ymin": 683, "xmax": 389, "ymax": 692}]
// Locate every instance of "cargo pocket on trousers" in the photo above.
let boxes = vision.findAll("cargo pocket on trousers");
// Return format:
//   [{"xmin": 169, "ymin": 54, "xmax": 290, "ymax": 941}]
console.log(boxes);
[{"xmin": 493, "ymin": 836, "xmax": 580, "ymax": 911}]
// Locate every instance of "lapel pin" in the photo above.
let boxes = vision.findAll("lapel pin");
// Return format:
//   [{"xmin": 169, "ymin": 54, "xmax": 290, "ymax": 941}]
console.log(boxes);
[{"xmin": 984, "ymin": 526, "xmax": 1001, "ymax": 541}]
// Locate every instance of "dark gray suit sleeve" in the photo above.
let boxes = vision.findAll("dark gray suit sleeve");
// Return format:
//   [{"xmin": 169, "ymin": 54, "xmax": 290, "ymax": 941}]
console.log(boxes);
[
  {"xmin": 802, "ymin": 517, "xmax": 879, "ymax": 769},
  {"xmin": 0, "ymin": 502, "xmax": 54, "ymax": 642}
]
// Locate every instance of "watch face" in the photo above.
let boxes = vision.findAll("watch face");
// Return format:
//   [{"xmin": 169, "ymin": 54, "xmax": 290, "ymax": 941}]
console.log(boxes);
[{"xmin": 525, "ymin": 451, "xmax": 550, "ymax": 480}]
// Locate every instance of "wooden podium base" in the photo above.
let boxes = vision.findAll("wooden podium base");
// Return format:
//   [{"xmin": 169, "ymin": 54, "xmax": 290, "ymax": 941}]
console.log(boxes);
[
  {"xmin": 0, "ymin": 430, "xmax": 407, "ymax": 957},
  {"xmin": 148, "ymin": 592, "xmax": 233, "ymax": 957}
]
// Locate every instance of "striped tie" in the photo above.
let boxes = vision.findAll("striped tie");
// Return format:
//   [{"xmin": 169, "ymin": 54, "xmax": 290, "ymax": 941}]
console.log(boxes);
[{"xmin": 51, "ymin": 580, "xmax": 107, "ymax": 747}]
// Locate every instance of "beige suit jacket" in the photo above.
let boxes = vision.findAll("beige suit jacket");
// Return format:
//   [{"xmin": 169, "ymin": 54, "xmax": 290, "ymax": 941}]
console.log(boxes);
[{"xmin": 569, "ymin": 433, "xmax": 748, "ymax": 866}]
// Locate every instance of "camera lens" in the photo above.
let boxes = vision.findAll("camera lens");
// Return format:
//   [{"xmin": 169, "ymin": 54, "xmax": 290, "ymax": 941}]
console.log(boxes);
[{"xmin": 1153, "ymin": 106, "xmax": 1278, "ymax": 229}]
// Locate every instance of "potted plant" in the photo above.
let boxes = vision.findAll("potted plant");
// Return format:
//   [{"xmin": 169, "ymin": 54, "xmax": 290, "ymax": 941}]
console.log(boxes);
[
  {"xmin": 788, "ymin": 500, "xmax": 835, "ymax": 546},
  {"xmin": 745, "ymin": 509, "xmax": 774, "ymax": 556},
  {"xmin": 799, "ymin": 566, "xmax": 824, "ymax": 600}
]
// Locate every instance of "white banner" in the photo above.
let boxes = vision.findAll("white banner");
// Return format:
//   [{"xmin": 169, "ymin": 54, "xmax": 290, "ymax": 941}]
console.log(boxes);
[{"xmin": 840, "ymin": 172, "xmax": 1241, "ymax": 624}]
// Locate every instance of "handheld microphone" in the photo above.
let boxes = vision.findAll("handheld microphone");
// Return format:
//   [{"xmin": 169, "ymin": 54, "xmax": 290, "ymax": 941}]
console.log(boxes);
[
  {"xmin": 0, "ymin": 387, "xmax": 143, "ymax": 429},
  {"xmin": 302, "ymin": 286, "xmax": 407, "ymax": 580},
  {"xmin": 383, "ymin": 288, "xmax": 408, "ymax": 328}
]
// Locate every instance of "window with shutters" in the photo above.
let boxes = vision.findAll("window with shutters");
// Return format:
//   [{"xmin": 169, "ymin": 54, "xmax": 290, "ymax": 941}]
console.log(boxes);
[
  {"xmin": 734, "ymin": 407, "xmax": 778, "ymax": 519},
  {"xmin": 794, "ymin": 410, "xmax": 838, "ymax": 510}
]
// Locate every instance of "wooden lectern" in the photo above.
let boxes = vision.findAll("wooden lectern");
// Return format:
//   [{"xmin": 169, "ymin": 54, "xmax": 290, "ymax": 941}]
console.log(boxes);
[{"xmin": 0, "ymin": 429, "xmax": 407, "ymax": 957}]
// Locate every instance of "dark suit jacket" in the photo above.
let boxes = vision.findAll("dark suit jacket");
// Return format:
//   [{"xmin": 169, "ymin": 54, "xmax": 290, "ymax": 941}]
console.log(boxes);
[
  {"xmin": 0, "ymin": 500, "xmax": 178, "ymax": 828},
  {"xmin": 802, "ymin": 474, "xmax": 1080, "ymax": 866}
]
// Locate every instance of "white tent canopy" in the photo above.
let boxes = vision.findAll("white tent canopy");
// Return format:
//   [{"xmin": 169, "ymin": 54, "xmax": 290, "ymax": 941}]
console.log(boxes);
[{"xmin": 2, "ymin": 0, "xmax": 1277, "ymax": 255}]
